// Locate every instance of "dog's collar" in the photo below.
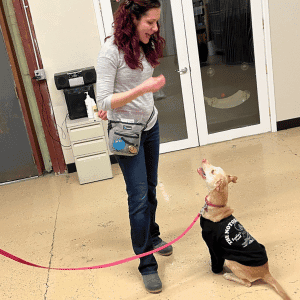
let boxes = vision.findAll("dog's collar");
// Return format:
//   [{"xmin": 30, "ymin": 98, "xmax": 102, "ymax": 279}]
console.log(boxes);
[
  {"xmin": 205, "ymin": 196, "xmax": 225, "ymax": 208},
  {"xmin": 201, "ymin": 196, "xmax": 225, "ymax": 214}
]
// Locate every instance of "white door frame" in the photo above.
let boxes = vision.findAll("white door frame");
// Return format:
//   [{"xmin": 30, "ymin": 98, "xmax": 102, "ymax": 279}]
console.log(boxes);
[
  {"xmin": 93, "ymin": 0, "xmax": 107, "ymax": 46},
  {"xmin": 158, "ymin": 0, "xmax": 199, "ymax": 153},
  {"xmin": 93, "ymin": 0, "xmax": 277, "ymax": 149},
  {"xmin": 261, "ymin": 0, "xmax": 277, "ymax": 132}
]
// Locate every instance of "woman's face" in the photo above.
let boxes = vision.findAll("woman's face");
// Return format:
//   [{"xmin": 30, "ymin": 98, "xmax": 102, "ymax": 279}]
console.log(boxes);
[{"xmin": 134, "ymin": 8, "xmax": 161, "ymax": 44}]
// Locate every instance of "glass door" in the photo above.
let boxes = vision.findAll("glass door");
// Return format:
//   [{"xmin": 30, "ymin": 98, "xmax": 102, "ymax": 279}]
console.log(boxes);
[
  {"xmin": 183, "ymin": 0, "xmax": 271, "ymax": 145},
  {"xmin": 97, "ymin": 0, "xmax": 199, "ymax": 153}
]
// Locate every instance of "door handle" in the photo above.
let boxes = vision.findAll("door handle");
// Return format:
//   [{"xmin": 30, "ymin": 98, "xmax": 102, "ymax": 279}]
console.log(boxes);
[{"xmin": 175, "ymin": 67, "xmax": 188, "ymax": 75}]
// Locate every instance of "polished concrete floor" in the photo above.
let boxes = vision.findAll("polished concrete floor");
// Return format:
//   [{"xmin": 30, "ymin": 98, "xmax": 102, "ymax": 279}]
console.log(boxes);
[{"xmin": 1, "ymin": 128, "xmax": 299, "ymax": 300}]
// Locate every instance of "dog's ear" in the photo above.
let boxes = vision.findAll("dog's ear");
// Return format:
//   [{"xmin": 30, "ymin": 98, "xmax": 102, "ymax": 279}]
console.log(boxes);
[
  {"xmin": 227, "ymin": 175, "xmax": 238, "ymax": 184},
  {"xmin": 215, "ymin": 179, "xmax": 226, "ymax": 192}
]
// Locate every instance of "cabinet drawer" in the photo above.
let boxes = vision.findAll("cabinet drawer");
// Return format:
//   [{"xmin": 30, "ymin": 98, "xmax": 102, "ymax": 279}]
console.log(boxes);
[
  {"xmin": 75, "ymin": 152, "xmax": 113, "ymax": 184},
  {"xmin": 72, "ymin": 138, "xmax": 107, "ymax": 157},
  {"xmin": 69, "ymin": 123, "xmax": 104, "ymax": 142}
]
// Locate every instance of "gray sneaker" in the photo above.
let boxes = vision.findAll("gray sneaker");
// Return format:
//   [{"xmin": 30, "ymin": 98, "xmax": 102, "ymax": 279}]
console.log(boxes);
[
  {"xmin": 142, "ymin": 273, "xmax": 162, "ymax": 293},
  {"xmin": 154, "ymin": 240, "xmax": 173, "ymax": 256}
]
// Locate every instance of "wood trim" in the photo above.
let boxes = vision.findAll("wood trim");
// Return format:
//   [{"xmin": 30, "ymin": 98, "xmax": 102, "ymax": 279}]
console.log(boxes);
[
  {"xmin": 12, "ymin": 0, "xmax": 66, "ymax": 174},
  {"xmin": 0, "ymin": 1, "xmax": 44, "ymax": 175}
]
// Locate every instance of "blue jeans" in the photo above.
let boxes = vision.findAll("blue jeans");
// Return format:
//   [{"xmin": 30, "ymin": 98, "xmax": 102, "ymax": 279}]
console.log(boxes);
[{"xmin": 115, "ymin": 120, "xmax": 162, "ymax": 275}]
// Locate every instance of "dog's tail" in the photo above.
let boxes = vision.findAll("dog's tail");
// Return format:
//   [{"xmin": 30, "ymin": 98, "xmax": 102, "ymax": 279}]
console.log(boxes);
[{"xmin": 263, "ymin": 273, "xmax": 291, "ymax": 300}]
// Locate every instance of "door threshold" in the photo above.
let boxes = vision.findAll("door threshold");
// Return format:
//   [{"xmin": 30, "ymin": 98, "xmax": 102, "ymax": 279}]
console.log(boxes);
[{"xmin": 0, "ymin": 176, "xmax": 39, "ymax": 186}]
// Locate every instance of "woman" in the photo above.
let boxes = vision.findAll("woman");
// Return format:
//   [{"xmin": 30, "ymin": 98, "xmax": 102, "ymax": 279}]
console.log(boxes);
[{"xmin": 96, "ymin": 0, "xmax": 172, "ymax": 294}]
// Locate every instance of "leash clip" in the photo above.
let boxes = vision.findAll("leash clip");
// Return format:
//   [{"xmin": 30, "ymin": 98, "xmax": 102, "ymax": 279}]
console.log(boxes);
[{"xmin": 200, "ymin": 203, "xmax": 208, "ymax": 215}]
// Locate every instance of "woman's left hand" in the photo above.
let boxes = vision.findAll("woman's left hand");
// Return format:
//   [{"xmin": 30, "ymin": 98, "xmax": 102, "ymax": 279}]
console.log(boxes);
[{"xmin": 98, "ymin": 110, "xmax": 108, "ymax": 121}]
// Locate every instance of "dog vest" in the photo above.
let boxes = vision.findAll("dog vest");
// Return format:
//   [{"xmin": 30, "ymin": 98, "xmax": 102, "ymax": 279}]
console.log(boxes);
[{"xmin": 200, "ymin": 215, "xmax": 268, "ymax": 273}]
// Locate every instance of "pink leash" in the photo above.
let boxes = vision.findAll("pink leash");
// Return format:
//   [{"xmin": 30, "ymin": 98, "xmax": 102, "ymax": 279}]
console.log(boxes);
[{"xmin": 0, "ymin": 213, "xmax": 201, "ymax": 271}]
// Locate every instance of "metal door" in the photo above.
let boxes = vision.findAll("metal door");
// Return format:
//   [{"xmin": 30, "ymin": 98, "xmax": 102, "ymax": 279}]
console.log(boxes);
[{"xmin": 0, "ymin": 27, "xmax": 38, "ymax": 184}]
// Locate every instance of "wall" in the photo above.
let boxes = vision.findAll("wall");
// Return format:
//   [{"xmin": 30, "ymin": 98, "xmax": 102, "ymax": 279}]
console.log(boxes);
[
  {"xmin": 268, "ymin": 0, "xmax": 300, "ymax": 121},
  {"xmin": 27, "ymin": 0, "xmax": 101, "ymax": 164}
]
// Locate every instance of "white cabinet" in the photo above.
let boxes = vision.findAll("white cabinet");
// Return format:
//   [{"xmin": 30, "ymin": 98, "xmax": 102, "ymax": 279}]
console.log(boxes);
[{"xmin": 66, "ymin": 118, "xmax": 113, "ymax": 184}]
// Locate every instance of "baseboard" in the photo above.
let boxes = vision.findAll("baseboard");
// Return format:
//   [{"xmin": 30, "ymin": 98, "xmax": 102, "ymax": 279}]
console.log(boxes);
[
  {"xmin": 277, "ymin": 117, "xmax": 300, "ymax": 131},
  {"xmin": 67, "ymin": 155, "xmax": 118, "ymax": 174}
]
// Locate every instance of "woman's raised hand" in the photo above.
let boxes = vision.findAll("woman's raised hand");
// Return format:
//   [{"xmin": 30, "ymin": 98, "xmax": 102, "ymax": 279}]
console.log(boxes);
[{"xmin": 141, "ymin": 74, "xmax": 166, "ymax": 94}]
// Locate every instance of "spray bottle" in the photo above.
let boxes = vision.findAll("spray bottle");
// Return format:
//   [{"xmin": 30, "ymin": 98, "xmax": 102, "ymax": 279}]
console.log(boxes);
[{"xmin": 84, "ymin": 92, "xmax": 97, "ymax": 119}]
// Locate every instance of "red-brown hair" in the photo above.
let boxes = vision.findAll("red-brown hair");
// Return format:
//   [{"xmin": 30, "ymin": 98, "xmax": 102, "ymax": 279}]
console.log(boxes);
[{"xmin": 112, "ymin": 0, "xmax": 165, "ymax": 70}]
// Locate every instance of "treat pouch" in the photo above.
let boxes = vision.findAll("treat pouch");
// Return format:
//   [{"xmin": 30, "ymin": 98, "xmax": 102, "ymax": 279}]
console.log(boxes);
[{"xmin": 108, "ymin": 120, "xmax": 145, "ymax": 156}]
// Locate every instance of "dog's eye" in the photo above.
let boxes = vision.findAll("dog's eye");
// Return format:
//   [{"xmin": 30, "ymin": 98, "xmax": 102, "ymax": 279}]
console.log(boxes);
[{"xmin": 211, "ymin": 170, "xmax": 215, "ymax": 175}]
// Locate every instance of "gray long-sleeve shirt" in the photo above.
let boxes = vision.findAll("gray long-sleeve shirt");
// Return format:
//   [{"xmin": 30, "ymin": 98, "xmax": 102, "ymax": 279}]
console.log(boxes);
[{"xmin": 96, "ymin": 36, "xmax": 158, "ymax": 130}]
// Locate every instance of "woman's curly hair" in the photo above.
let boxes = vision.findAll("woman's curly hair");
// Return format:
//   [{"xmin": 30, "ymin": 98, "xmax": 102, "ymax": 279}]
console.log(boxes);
[{"xmin": 112, "ymin": 0, "xmax": 165, "ymax": 70}]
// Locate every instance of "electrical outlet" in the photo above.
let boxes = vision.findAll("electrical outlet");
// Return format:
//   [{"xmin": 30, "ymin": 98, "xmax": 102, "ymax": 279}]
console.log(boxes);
[{"xmin": 34, "ymin": 69, "xmax": 46, "ymax": 81}]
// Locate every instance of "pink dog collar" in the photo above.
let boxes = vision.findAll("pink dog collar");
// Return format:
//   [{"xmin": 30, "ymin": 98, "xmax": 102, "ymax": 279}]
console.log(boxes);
[{"xmin": 201, "ymin": 196, "xmax": 225, "ymax": 213}]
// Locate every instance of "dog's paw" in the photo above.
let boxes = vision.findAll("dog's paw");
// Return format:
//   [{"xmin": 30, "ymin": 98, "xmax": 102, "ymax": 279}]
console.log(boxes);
[
  {"xmin": 223, "ymin": 273, "xmax": 251, "ymax": 287},
  {"xmin": 223, "ymin": 273, "xmax": 231, "ymax": 280}
]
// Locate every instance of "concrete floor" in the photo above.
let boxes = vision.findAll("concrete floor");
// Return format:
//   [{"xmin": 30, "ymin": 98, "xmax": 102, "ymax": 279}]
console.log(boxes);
[{"xmin": 1, "ymin": 128, "xmax": 299, "ymax": 300}]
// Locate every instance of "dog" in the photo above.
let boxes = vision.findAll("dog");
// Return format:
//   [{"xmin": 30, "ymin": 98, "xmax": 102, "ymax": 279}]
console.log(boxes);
[{"xmin": 197, "ymin": 159, "xmax": 291, "ymax": 300}]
